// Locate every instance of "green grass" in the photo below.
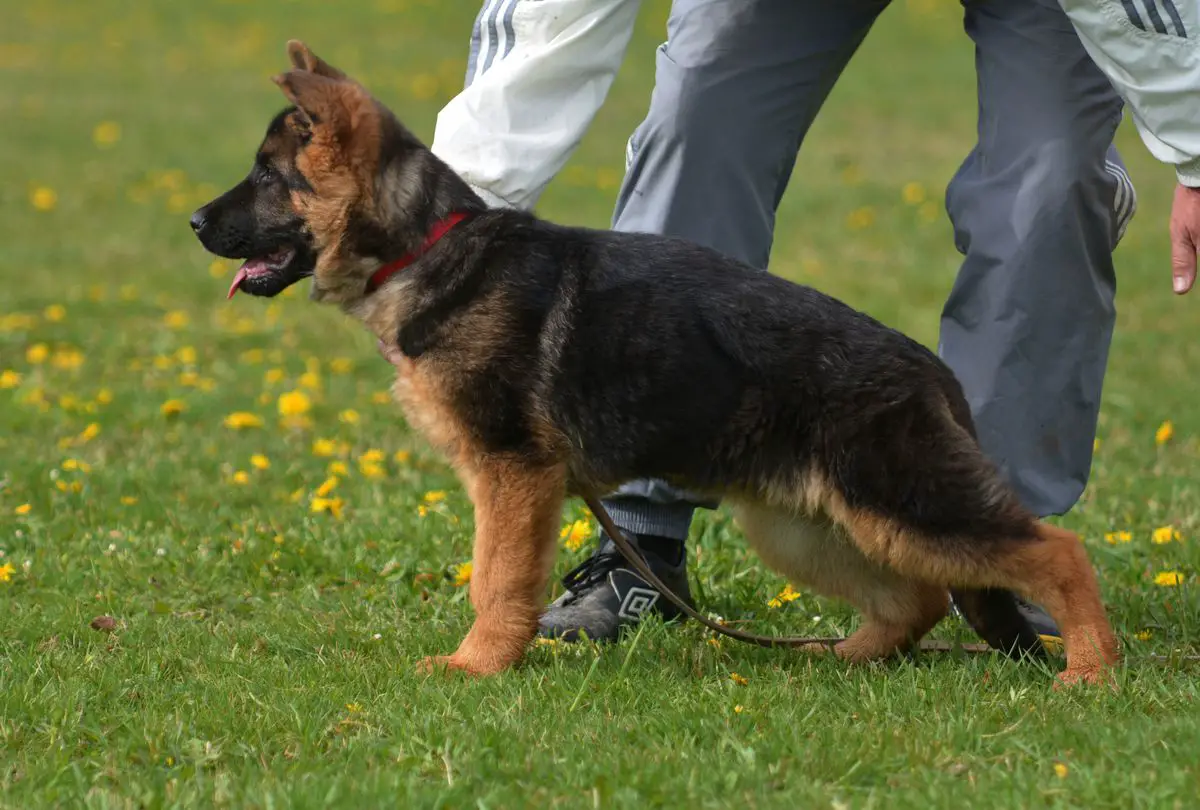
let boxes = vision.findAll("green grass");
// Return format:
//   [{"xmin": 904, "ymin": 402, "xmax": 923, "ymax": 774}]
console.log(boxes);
[{"xmin": 3, "ymin": 1, "xmax": 1200, "ymax": 807}]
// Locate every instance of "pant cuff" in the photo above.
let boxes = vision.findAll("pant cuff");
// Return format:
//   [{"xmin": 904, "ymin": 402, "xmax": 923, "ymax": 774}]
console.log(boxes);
[{"xmin": 601, "ymin": 498, "xmax": 696, "ymax": 541}]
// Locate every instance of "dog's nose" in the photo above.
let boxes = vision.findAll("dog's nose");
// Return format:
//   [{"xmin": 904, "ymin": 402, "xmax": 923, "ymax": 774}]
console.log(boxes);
[{"xmin": 189, "ymin": 210, "xmax": 208, "ymax": 233}]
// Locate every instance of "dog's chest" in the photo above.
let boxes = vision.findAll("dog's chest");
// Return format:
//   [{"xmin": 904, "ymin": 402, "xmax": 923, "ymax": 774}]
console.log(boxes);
[{"xmin": 390, "ymin": 357, "xmax": 474, "ymax": 463}]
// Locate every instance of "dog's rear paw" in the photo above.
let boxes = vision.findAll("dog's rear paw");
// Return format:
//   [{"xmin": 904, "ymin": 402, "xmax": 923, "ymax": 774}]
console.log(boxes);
[
  {"xmin": 417, "ymin": 651, "xmax": 513, "ymax": 677},
  {"xmin": 1054, "ymin": 666, "xmax": 1118, "ymax": 691}
]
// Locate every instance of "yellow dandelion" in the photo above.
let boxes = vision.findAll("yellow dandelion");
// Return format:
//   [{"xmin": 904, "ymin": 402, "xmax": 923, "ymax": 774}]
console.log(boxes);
[
  {"xmin": 596, "ymin": 167, "xmax": 621, "ymax": 191},
  {"xmin": 410, "ymin": 73, "xmax": 438, "ymax": 100},
  {"xmin": 339, "ymin": 409, "xmax": 360, "ymax": 425},
  {"xmin": 312, "ymin": 438, "xmax": 337, "ymax": 457},
  {"xmin": 423, "ymin": 490, "xmax": 447, "ymax": 504},
  {"xmin": 345, "ymin": 703, "xmax": 362, "ymax": 713},
  {"xmin": 918, "ymin": 200, "xmax": 940, "ymax": 223},
  {"xmin": 316, "ymin": 477, "xmax": 339, "ymax": 498},
  {"xmin": 729, "ymin": 673, "xmax": 749, "ymax": 686},
  {"xmin": 901, "ymin": 181, "xmax": 927, "ymax": 205},
  {"xmin": 0, "ymin": 370, "xmax": 22, "ymax": 389},
  {"xmin": 298, "ymin": 370, "xmax": 321, "ymax": 390},
  {"xmin": 208, "ymin": 258, "xmax": 229, "ymax": 278},
  {"xmin": 1152, "ymin": 526, "xmax": 1181, "ymax": 545},
  {"xmin": 1135, "ymin": 629, "xmax": 1153, "ymax": 641},
  {"xmin": 1104, "ymin": 530, "xmax": 1132, "ymax": 545},
  {"xmin": 330, "ymin": 357, "xmax": 354, "ymax": 374},
  {"xmin": 1054, "ymin": 763, "xmax": 1068, "ymax": 779},
  {"xmin": 264, "ymin": 368, "xmax": 285, "ymax": 385},
  {"xmin": 61, "ymin": 458, "xmax": 91, "ymax": 473},
  {"xmin": 80, "ymin": 423, "xmax": 100, "ymax": 442},
  {"xmin": 328, "ymin": 460, "xmax": 348, "ymax": 476},
  {"xmin": 120, "ymin": 496, "xmax": 138, "ymax": 506},
  {"xmin": 51, "ymin": 348, "xmax": 85, "ymax": 370},
  {"xmin": 250, "ymin": 454, "xmax": 271, "ymax": 470},
  {"xmin": 14, "ymin": 504, "xmax": 32, "ymax": 516},
  {"xmin": 0, "ymin": 562, "xmax": 15, "ymax": 583},
  {"xmin": 417, "ymin": 505, "xmax": 429, "ymax": 518},
  {"xmin": 452, "ymin": 561, "xmax": 472, "ymax": 586},
  {"xmin": 560, "ymin": 519, "xmax": 592, "ymax": 552},
  {"xmin": 359, "ymin": 449, "xmax": 385, "ymax": 464},
  {"xmin": 310, "ymin": 496, "xmax": 345, "ymax": 518},
  {"xmin": 176, "ymin": 346, "xmax": 197, "ymax": 365},
  {"xmin": 277, "ymin": 390, "xmax": 311, "ymax": 417},
  {"xmin": 359, "ymin": 462, "xmax": 385, "ymax": 479},
  {"xmin": 178, "ymin": 371, "xmax": 199, "ymax": 387},
  {"xmin": 1155, "ymin": 420, "xmax": 1174, "ymax": 446},
  {"xmin": 44, "ymin": 304, "xmax": 66, "ymax": 322},
  {"xmin": 231, "ymin": 470, "xmax": 250, "ymax": 485},
  {"xmin": 163, "ymin": 310, "xmax": 190, "ymax": 330},
  {"xmin": 846, "ymin": 207, "xmax": 876, "ymax": 230},
  {"xmin": 223, "ymin": 411, "xmax": 263, "ymax": 429},
  {"xmin": 767, "ymin": 583, "xmax": 802, "ymax": 609},
  {"xmin": 240, "ymin": 348, "xmax": 264, "ymax": 364},
  {"xmin": 96, "ymin": 388, "xmax": 113, "ymax": 405},
  {"xmin": 1154, "ymin": 571, "xmax": 1184, "ymax": 587},
  {"xmin": 372, "ymin": 391, "xmax": 392, "ymax": 405},
  {"xmin": 92, "ymin": 120, "xmax": 121, "ymax": 147},
  {"xmin": 394, "ymin": 450, "xmax": 410, "ymax": 464},
  {"xmin": 733, "ymin": 705, "xmax": 744, "ymax": 714},
  {"xmin": 160, "ymin": 399, "xmax": 186, "ymax": 417},
  {"xmin": 26, "ymin": 343, "xmax": 49, "ymax": 364},
  {"xmin": 31, "ymin": 186, "xmax": 57, "ymax": 211}
]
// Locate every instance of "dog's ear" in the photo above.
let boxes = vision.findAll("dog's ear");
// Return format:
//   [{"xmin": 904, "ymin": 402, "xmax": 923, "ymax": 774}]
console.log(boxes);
[
  {"xmin": 272, "ymin": 69, "xmax": 376, "ymax": 156},
  {"xmin": 286, "ymin": 39, "xmax": 347, "ymax": 80},
  {"xmin": 273, "ymin": 70, "xmax": 348, "ymax": 133}
]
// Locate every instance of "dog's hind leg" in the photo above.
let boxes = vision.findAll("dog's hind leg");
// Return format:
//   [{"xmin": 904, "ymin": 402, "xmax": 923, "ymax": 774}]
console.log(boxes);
[
  {"xmin": 830, "ymin": 506, "xmax": 1118, "ymax": 686},
  {"xmin": 421, "ymin": 458, "xmax": 565, "ymax": 676},
  {"xmin": 732, "ymin": 501, "xmax": 950, "ymax": 663}
]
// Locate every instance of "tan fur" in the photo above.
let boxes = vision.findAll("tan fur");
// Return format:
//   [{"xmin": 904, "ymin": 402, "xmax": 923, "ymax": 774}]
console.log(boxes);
[
  {"xmin": 731, "ymin": 500, "xmax": 950, "ymax": 662},
  {"xmin": 421, "ymin": 458, "xmax": 566, "ymax": 676},
  {"xmin": 274, "ymin": 70, "xmax": 384, "ymax": 306}
]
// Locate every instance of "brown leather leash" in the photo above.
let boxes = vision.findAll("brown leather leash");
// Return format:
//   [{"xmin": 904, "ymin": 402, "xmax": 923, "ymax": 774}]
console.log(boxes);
[{"xmin": 582, "ymin": 495, "xmax": 1200, "ymax": 663}]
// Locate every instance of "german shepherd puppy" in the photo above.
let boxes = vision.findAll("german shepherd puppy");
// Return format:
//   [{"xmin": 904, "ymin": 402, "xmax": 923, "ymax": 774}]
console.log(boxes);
[{"xmin": 192, "ymin": 41, "xmax": 1119, "ymax": 686}]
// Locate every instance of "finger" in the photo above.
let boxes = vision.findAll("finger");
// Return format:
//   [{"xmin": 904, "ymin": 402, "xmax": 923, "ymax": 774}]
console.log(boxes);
[{"xmin": 1171, "ymin": 229, "xmax": 1197, "ymax": 295}]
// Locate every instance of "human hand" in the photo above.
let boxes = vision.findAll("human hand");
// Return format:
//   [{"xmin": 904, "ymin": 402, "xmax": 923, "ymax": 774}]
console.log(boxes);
[{"xmin": 1170, "ymin": 183, "xmax": 1200, "ymax": 295}]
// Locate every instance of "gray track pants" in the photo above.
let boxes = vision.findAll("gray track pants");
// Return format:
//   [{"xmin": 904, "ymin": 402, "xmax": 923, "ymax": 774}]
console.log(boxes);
[{"xmin": 603, "ymin": 0, "xmax": 1137, "ymax": 540}]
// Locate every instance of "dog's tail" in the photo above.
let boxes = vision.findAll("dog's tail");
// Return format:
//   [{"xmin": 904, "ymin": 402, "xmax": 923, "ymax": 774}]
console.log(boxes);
[
  {"xmin": 934, "ymin": 374, "xmax": 1047, "ymax": 660},
  {"xmin": 950, "ymin": 587, "xmax": 1047, "ymax": 660}
]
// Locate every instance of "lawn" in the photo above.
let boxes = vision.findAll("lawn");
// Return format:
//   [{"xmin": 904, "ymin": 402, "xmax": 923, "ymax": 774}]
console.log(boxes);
[{"xmin": 2, "ymin": 1, "xmax": 1199, "ymax": 807}]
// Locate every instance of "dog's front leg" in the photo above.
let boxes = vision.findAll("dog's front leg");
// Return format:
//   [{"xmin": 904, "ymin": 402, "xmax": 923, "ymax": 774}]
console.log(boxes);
[{"xmin": 421, "ymin": 457, "xmax": 565, "ymax": 676}]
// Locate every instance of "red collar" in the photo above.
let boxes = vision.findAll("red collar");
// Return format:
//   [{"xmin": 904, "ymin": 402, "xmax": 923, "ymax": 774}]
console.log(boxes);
[{"xmin": 365, "ymin": 212, "xmax": 471, "ymax": 294}]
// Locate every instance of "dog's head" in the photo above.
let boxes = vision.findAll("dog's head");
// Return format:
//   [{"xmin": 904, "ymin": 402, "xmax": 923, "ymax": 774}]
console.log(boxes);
[{"xmin": 192, "ymin": 40, "xmax": 463, "ymax": 304}]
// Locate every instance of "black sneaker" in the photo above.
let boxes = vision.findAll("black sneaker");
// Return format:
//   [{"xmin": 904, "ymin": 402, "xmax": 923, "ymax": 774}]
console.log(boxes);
[
  {"xmin": 538, "ymin": 532, "xmax": 693, "ymax": 642},
  {"xmin": 1014, "ymin": 596, "xmax": 1063, "ymax": 652}
]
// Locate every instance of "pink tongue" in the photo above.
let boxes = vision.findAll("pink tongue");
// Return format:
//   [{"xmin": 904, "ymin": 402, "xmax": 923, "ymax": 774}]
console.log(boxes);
[
  {"xmin": 227, "ymin": 266, "xmax": 249, "ymax": 299},
  {"xmin": 226, "ymin": 259, "xmax": 268, "ymax": 300}
]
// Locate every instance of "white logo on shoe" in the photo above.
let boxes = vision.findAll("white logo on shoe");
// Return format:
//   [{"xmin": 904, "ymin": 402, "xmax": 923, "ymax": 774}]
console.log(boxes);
[{"xmin": 617, "ymin": 584, "xmax": 660, "ymax": 620}]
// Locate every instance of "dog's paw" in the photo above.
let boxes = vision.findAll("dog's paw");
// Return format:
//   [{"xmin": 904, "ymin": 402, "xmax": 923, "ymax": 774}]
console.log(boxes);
[
  {"xmin": 1054, "ymin": 667, "xmax": 1118, "ymax": 691},
  {"xmin": 416, "ymin": 652, "xmax": 511, "ymax": 677}
]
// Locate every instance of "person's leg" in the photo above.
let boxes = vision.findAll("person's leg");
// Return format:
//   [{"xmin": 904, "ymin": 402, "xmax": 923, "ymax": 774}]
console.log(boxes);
[
  {"xmin": 940, "ymin": 0, "xmax": 1136, "ymax": 635},
  {"xmin": 540, "ymin": 0, "xmax": 893, "ymax": 640}
]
